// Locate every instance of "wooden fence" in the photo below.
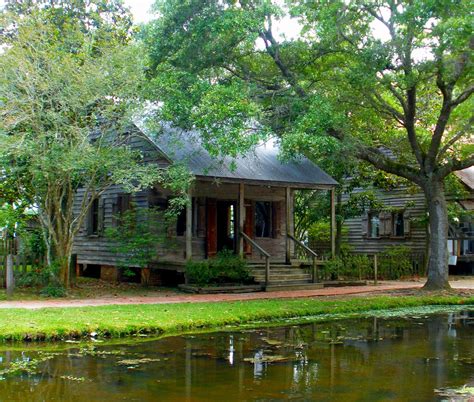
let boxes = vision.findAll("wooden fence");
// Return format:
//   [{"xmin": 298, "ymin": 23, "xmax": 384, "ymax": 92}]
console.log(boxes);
[{"xmin": 0, "ymin": 237, "xmax": 46, "ymax": 288}]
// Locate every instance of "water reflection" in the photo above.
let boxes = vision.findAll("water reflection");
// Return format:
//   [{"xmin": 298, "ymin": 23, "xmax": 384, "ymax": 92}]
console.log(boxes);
[{"xmin": 0, "ymin": 310, "xmax": 473, "ymax": 401}]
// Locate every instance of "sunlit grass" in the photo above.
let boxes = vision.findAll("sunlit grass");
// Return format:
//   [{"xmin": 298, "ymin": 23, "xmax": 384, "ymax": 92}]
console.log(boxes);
[{"xmin": 0, "ymin": 294, "xmax": 472, "ymax": 342}]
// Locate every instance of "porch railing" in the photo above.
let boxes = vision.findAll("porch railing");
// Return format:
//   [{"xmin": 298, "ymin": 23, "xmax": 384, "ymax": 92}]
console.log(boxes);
[
  {"xmin": 240, "ymin": 231, "xmax": 271, "ymax": 286},
  {"xmin": 287, "ymin": 233, "xmax": 319, "ymax": 283}
]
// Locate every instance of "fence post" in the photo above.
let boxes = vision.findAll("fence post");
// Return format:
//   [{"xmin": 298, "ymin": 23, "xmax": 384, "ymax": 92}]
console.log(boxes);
[
  {"xmin": 374, "ymin": 254, "xmax": 378, "ymax": 286},
  {"xmin": 312, "ymin": 256, "xmax": 318, "ymax": 283},
  {"xmin": 6, "ymin": 253, "xmax": 14, "ymax": 298}
]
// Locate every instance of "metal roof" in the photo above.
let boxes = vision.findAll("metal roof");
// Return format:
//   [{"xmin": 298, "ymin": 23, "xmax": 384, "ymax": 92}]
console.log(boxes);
[
  {"xmin": 455, "ymin": 167, "xmax": 474, "ymax": 191},
  {"xmin": 137, "ymin": 123, "xmax": 337, "ymax": 188}
]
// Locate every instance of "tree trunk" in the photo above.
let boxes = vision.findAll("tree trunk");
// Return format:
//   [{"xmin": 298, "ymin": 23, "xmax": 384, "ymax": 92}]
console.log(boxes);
[
  {"xmin": 53, "ymin": 239, "xmax": 73, "ymax": 288},
  {"xmin": 422, "ymin": 180, "xmax": 450, "ymax": 290}
]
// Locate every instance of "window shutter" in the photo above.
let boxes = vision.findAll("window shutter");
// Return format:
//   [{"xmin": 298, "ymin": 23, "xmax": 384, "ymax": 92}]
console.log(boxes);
[
  {"xmin": 380, "ymin": 212, "xmax": 392, "ymax": 237},
  {"xmin": 403, "ymin": 211, "xmax": 411, "ymax": 237},
  {"xmin": 197, "ymin": 197, "xmax": 206, "ymax": 237},
  {"xmin": 112, "ymin": 197, "xmax": 119, "ymax": 227},
  {"xmin": 272, "ymin": 201, "xmax": 282, "ymax": 238},
  {"xmin": 120, "ymin": 194, "xmax": 131, "ymax": 213},
  {"xmin": 86, "ymin": 205, "xmax": 93, "ymax": 235},
  {"xmin": 361, "ymin": 211, "xmax": 369, "ymax": 237},
  {"xmin": 98, "ymin": 197, "xmax": 105, "ymax": 235},
  {"xmin": 86, "ymin": 196, "xmax": 94, "ymax": 235}
]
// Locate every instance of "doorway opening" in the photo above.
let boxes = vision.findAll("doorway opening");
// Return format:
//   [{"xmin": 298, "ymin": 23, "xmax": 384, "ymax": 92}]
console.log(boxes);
[{"xmin": 217, "ymin": 201, "xmax": 237, "ymax": 253}]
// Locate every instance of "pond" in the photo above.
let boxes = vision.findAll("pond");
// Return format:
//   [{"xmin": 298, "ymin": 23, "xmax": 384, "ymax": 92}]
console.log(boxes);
[{"xmin": 0, "ymin": 309, "xmax": 473, "ymax": 401}]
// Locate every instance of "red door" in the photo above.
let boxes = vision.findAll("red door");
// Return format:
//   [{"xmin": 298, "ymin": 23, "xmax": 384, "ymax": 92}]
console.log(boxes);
[{"xmin": 206, "ymin": 198, "xmax": 217, "ymax": 257}]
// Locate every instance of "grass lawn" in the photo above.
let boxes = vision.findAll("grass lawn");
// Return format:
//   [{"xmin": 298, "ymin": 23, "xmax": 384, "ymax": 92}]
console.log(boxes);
[{"xmin": 0, "ymin": 294, "xmax": 472, "ymax": 342}]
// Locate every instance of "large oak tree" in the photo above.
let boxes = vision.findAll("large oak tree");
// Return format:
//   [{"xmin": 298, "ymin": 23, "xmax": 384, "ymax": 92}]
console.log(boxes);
[{"xmin": 143, "ymin": 0, "xmax": 473, "ymax": 289}]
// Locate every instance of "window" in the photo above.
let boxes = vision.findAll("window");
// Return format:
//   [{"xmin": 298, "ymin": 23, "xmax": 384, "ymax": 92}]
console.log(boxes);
[
  {"xmin": 255, "ymin": 201, "xmax": 272, "ymax": 238},
  {"xmin": 112, "ymin": 194, "xmax": 132, "ymax": 227},
  {"xmin": 88, "ymin": 198, "xmax": 100, "ymax": 235},
  {"xmin": 176, "ymin": 208, "xmax": 186, "ymax": 236},
  {"xmin": 368, "ymin": 212, "xmax": 380, "ymax": 238},
  {"xmin": 392, "ymin": 212, "xmax": 405, "ymax": 237}
]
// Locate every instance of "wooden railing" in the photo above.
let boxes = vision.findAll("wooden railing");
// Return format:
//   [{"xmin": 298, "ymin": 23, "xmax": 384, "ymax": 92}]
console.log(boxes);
[
  {"xmin": 287, "ymin": 233, "xmax": 319, "ymax": 283},
  {"xmin": 240, "ymin": 231, "xmax": 271, "ymax": 286}
]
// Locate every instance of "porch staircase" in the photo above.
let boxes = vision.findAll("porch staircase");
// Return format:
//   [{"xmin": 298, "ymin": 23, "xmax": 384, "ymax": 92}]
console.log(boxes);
[{"xmin": 248, "ymin": 261, "xmax": 324, "ymax": 291}]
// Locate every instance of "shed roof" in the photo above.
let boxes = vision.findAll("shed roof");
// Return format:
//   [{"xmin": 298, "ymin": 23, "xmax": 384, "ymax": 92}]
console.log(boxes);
[
  {"xmin": 454, "ymin": 167, "xmax": 474, "ymax": 191},
  {"xmin": 137, "ymin": 123, "xmax": 337, "ymax": 188}
]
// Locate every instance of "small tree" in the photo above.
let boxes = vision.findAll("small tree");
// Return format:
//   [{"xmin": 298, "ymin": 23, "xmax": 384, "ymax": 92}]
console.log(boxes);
[{"xmin": 0, "ymin": 2, "xmax": 160, "ymax": 287}]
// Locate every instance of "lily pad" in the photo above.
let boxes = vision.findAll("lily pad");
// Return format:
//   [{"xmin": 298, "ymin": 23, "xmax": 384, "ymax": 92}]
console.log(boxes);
[{"xmin": 243, "ymin": 355, "xmax": 291, "ymax": 364}]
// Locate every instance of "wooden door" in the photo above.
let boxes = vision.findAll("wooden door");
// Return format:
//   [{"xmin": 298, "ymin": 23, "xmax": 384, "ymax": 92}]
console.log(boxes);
[
  {"xmin": 206, "ymin": 198, "xmax": 217, "ymax": 257},
  {"xmin": 243, "ymin": 201, "xmax": 254, "ymax": 255}
]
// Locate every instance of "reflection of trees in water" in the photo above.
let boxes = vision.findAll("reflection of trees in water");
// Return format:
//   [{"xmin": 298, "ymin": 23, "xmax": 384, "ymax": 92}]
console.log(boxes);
[{"xmin": 0, "ymin": 311, "xmax": 472, "ymax": 400}]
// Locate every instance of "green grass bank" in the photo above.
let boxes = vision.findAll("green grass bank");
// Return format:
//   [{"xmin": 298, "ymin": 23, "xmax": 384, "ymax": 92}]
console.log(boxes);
[{"xmin": 0, "ymin": 295, "xmax": 472, "ymax": 342}]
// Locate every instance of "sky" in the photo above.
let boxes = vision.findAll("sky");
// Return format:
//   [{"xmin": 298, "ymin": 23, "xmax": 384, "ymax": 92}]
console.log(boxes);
[{"xmin": 124, "ymin": 0, "xmax": 156, "ymax": 24}]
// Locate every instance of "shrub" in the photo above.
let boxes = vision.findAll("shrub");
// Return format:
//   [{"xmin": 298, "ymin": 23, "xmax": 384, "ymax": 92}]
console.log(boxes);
[
  {"xmin": 321, "ymin": 246, "xmax": 415, "ymax": 281},
  {"xmin": 40, "ymin": 283, "xmax": 66, "ymax": 298},
  {"xmin": 15, "ymin": 262, "xmax": 66, "ymax": 297},
  {"xmin": 186, "ymin": 250, "xmax": 251, "ymax": 286},
  {"xmin": 378, "ymin": 245, "xmax": 413, "ymax": 279}
]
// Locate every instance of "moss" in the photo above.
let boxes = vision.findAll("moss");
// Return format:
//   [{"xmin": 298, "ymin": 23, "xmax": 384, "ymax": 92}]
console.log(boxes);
[{"xmin": 0, "ymin": 295, "xmax": 472, "ymax": 343}]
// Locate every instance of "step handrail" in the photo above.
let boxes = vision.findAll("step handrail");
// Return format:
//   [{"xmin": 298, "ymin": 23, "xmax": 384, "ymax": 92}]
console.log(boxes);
[
  {"xmin": 287, "ymin": 233, "xmax": 319, "ymax": 283},
  {"xmin": 240, "ymin": 231, "xmax": 271, "ymax": 286}
]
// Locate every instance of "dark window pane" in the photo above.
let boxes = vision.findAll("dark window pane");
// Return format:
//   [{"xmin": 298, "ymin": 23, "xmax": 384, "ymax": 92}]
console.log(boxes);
[
  {"xmin": 91, "ymin": 199, "xmax": 99, "ymax": 235},
  {"xmin": 176, "ymin": 208, "xmax": 186, "ymax": 236},
  {"xmin": 255, "ymin": 201, "xmax": 271, "ymax": 238},
  {"xmin": 393, "ymin": 212, "xmax": 404, "ymax": 237}
]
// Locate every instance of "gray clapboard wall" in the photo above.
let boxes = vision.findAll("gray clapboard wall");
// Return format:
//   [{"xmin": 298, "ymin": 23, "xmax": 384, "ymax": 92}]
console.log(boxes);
[
  {"xmin": 73, "ymin": 131, "xmax": 171, "ymax": 268},
  {"xmin": 342, "ymin": 187, "xmax": 428, "ymax": 255}
]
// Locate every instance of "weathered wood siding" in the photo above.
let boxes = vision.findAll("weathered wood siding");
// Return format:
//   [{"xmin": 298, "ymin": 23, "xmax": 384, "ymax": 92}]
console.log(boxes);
[
  {"xmin": 73, "ymin": 137, "xmax": 293, "ymax": 268},
  {"xmin": 73, "ymin": 132, "xmax": 170, "ymax": 268},
  {"xmin": 342, "ymin": 187, "xmax": 428, "ymax": 255}
]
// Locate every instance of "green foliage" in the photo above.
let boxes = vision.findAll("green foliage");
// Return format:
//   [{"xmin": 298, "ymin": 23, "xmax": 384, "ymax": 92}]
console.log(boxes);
[
  {"xmin": 322, "ymin": 253, "xmax": 372, "ymax": 281},
  {"xmin": 185, "ymin": 250, "xmax": 251, "ymax": 286},
  {"xmin": 321, "ymin": 245, "xmax": 416, "ymax": 281},
  {"xmin": 0, "ymin": 2, "xmax": 164, "ymax": 286},
  {"xmin": 308, "ymin": 220, "xmax": 349, "ymax": 243},
  {"xmin": 105, "ymin": 207, "xmax": 166, "ymax": 269},
  {"xmin": 39, "ymin": 283, "xmax": 67, "ymax": 298},
  {"xmin": 15, "ymin": 262, "xmax": 66, "ymax": 297},
  {"xmin": 378, "ymin": 246, "xmax": 417, "ymax": 280},
  {"xmin": 143, "ymin": 0, "xmax": 473, "ymax": 288}
]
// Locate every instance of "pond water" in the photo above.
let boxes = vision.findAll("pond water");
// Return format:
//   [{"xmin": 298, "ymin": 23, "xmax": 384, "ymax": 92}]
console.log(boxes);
[{"xmin": 0, "ymin": 309, "xmax": 473, "ymax": 401}]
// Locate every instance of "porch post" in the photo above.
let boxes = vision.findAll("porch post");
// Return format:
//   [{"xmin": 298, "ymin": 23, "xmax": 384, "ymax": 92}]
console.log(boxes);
[
  {"xmin": 238, "ymin": 183, "xmax": 245, "ymax": 256},
  {"xmin": 285, "ymin": 187, "xmax": 293, "ymax": 264},
  {"xmin": 186, "ymin": 189, "xmax": 193, "ymax": 261},
  {"xmin": 330, "ymin": 187, "xmax": 336, "ymax": 258}
]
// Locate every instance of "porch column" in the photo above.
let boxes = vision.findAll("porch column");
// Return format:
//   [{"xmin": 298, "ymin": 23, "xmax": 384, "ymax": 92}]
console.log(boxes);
[
  {"xmin": 186, "ymin": 190, "xmax": 193, "ymax": 261},
  {"xmin": 238, "ymin": 183, "xmax": 245, "ymax": 256},
  {"xmin": 330, "ymin": 187, "xmax": 336, "ymax": 258},
  {"xmin": 285, "ymin": 187, "xmax": 293, "ymax": 264}
]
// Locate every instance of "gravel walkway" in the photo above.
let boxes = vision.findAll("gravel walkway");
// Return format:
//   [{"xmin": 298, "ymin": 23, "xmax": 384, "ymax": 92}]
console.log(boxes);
[{"xmin": 1, "ymin": 278, "xmax": 472, "ymax": 310}]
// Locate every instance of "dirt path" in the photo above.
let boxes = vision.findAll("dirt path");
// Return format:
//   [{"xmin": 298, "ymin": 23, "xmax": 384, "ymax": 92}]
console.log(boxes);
[{"xmin": 1, "ymin": 279, "xmax": 472, "ymax": 310}]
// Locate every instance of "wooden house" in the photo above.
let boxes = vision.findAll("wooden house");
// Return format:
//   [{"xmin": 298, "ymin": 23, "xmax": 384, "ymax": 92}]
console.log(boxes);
[
  {"xmin": 73, "ymin": 125, "xmax": 338, "ymax": 288},
  {"xmin": 342, "ymin": 167, "xmax": 474, "ymax": 274}
]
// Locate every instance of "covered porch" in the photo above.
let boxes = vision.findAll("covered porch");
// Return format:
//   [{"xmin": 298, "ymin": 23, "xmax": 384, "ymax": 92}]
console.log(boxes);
[{"xmin": 181, "ymin": 178, "xmax": 337, "ymax": 288}]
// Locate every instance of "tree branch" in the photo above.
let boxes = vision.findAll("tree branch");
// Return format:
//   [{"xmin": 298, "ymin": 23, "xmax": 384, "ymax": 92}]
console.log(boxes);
[
  {"xmin": 438, "ymin": 154, "xmax": 474, "ymax": 178},
  {"xmin": 450, "ymin": 84, "xmax": 474, "ymax": 107},
  {"xmin": 259, "ymin": 27, "xmax": 307, "ymax": 98},
  {"xmin": 326, "ymin": 128, "xmax": 422, "ymax": 184}
]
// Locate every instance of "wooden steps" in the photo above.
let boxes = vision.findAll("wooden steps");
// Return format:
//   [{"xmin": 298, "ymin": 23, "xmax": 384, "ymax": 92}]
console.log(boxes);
[{"xmin": 250, "ymin": 263, "xmax": 321, "ymax": 291}]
